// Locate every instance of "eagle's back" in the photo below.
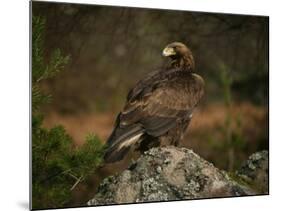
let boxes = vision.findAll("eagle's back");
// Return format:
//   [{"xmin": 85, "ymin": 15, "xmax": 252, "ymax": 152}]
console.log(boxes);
[{"xmin": 104, "ymin": 69, "xmax": 204, "ymax": 163}]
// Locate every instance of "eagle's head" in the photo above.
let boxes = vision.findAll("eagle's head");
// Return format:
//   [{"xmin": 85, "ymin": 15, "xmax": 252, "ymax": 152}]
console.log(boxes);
[{"xmin": 162, "ymin": 42, "xmax": 195, "ymax": 71}]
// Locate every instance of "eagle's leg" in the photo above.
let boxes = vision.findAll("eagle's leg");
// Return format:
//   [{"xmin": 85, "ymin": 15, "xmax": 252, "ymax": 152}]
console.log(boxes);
[
  {"xmin": 174, "ymin": 138, "xmax": 180, "ymax": 147},
  {"xmin": 136, "ymin": 136, "xmax": 160, "ymax": 154},
  {"xmin": 174, "ymin": 117, "xmax": 192, "ymax": 147}
]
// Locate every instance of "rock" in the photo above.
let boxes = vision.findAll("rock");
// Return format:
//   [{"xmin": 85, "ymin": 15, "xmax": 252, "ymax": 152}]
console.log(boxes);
[
  {"xmin": 87, "ymin": 147, "xmax": 268, "ymax": 206},
  {"xmin": 236, "ymin": 150, "xmax": 269, "ymax": 194}
]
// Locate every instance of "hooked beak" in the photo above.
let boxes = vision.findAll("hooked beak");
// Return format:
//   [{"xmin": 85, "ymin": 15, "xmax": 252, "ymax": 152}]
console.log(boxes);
[{"xmin": 162, "ymin": 47, "xmax": 176, "ymax": 57}]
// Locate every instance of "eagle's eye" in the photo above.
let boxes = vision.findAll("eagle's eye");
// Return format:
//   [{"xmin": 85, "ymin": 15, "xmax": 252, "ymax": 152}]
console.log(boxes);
[
  {"xmin": 175, "ymin": 45, "xmax": 184, "ymax": 51},
  {"xmin": 174, "ymin": 46, "xmax": 182, "ymax": 54}
]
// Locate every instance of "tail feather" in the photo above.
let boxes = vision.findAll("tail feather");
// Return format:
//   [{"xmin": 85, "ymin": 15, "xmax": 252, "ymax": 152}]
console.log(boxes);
[
  {"xmin": 104, "ymin": 125, "xmax": 144, "ymax": 163},
  {"xmin": 104, "ymin": 144, "xmax": 131, "ymax": 163}
]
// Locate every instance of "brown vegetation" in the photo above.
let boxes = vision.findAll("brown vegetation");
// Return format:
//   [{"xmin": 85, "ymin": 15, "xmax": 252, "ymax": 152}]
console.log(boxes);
[{"xmin": 43, "ymin": 102, "xmax": 267, "ymax": 169}]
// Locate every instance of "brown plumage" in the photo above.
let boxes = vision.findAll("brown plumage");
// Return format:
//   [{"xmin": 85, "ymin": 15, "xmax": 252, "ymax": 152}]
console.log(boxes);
[{"xmin": 104, "ymin": 42, "xmax": 205, "ymax": 163}]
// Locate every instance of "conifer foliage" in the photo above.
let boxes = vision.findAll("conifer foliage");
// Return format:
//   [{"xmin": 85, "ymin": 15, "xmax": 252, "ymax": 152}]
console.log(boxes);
[{"xmin": 32, "ymin": 16, "xmax": 105, "ymax": 209}]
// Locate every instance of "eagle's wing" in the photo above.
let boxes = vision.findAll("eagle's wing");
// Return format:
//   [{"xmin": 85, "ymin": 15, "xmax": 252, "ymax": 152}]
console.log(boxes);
[{"xmin": 104, "ymin": 71, "xmax": 204, "ymax": 162}]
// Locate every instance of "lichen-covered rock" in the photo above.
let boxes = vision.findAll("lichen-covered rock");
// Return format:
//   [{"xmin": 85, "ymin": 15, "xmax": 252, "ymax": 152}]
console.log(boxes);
[
  {"xmin": 236, "ymin": 150, "xmax": 269, "ymax": 194},
  {"xmin": 87, "ymin": 147, "xmax": 268, "ymax": 206}
]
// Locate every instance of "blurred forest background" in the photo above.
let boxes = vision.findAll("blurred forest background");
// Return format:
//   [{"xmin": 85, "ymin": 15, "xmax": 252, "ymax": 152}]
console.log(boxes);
[{"xmin": 32, "ymin": 1, "xmax": 268, "ymax": 208}]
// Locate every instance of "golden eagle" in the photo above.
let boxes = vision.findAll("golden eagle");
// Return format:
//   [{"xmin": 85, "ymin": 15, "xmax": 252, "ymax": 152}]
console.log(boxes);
[{"xmin": 104, "ymin": 42, "xmax": 205, "ymax": 163}]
